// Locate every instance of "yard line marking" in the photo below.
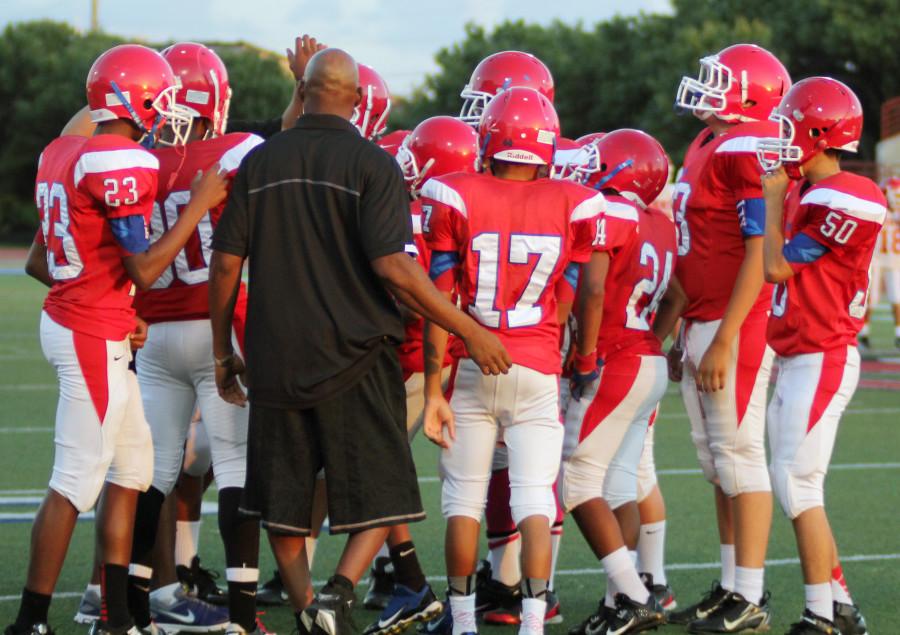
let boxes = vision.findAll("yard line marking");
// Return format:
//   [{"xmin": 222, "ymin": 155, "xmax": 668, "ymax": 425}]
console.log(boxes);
[
  {"xmin": 3, "ymin": 552, "xmax": 896, "ymax": 602},
  {"xmin": 2, "ymin": 406, "xmax": 898, "ymax": 435}
]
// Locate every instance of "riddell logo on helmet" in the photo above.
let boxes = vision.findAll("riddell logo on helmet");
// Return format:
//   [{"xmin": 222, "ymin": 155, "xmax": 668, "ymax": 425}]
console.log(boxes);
[{"xmin": 499, "ymin": 150, "xmax": 539, "ymax": 161}]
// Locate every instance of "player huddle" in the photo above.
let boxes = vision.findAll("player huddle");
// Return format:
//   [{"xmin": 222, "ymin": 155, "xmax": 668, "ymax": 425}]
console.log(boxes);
[{"xmin": 6, "ymin": 32, "xmax": 884, "ymax": 635}]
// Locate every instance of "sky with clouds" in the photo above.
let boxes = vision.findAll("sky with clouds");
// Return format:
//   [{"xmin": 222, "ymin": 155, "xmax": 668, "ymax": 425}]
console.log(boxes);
[{"xmin": 2, "ymin": 0, "xmax": 672, "ymax": 95}]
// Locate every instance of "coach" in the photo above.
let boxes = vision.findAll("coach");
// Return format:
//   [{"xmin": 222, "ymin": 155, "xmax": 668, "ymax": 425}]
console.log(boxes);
[{"xmin": 208, "ymin": 48, "xmax": 509, "ymax": 631}]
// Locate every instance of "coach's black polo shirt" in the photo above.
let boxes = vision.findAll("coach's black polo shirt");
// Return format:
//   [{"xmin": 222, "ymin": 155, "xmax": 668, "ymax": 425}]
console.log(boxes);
[{"xmin": 212, "ymin": 113, "xmax": 413, "ymax": 408}]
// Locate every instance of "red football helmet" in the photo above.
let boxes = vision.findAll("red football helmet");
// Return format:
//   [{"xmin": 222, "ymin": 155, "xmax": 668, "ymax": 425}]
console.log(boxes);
[
  {"xmin": 87, "ymin": 44, "xmax": 190, "ymax": 144},
  {"xmin": 552, "ymin": 132, "xmax": 605, "ymax": 183},
  {"xmin": 675, "ymin": 43, "xmax": 791, "ymax": 123},
  {"xmin": 459, "ymin": 50, "xmax": 555, "ymax": 125},
  {"xmin": 397, "ymin": 116, "xmax": 479, "ymax": 195},
  {"xmin": 376, "ymin": 129, "xmax": 411, "ymax": 157},
  {"xmin": 757, "ymin": 77, "xmax": 863, "ymax": 180},
  {"xmin": 586, "ymin": 129, "xmax": 668, "ymax": 208},
  {"xmin": 352, "ymin": 64, "xmax": 391, "ymax": 140},
  {"xmin": 478, "ymin": 87, "xmax": 559, "ymax": 167},
  {"xmin": 161, "ymin": 42, "xmax": 231, "ymax": 140}
]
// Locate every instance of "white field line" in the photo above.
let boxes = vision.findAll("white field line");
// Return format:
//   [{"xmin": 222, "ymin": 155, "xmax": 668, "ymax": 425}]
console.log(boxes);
[
  {"xmin": 1, "ymin": 406, "xmax": 898, "ymax": 436},
  {"xmin": 0, "ymin": 552, "xmax": 897, "ymax": 602},
  {"xmin": 1, "ymin": 461, "xmax": 897, "ymax": 497}
]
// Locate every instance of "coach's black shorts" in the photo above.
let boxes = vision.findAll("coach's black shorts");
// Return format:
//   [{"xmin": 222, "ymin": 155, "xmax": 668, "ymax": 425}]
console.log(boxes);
[{"xmin": 241, "ymin": 346, "xmax": 425, "ymax": 535}]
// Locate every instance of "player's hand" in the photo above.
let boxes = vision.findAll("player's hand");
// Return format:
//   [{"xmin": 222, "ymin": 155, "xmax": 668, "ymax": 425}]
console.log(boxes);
[
  {"xmin": 216, "ymin": 353, "xmax": 248, "ymax": 407},
  {"xmin": 696, "ymin": 339, "xmax": 729, "ymax": 393},
  {"xmin": 189, "ymin": 164, "xmax": 229, "ymax": 211},
  {"xmin": 130, "ymin": 316, "xmax": 149, "ymax": 351},
  {"xmin": 570, "ymin": 355, "xmax": 602, "ymax": 401},
  {"xmin": 423, "ymin": 394, "xmax": 454, "ymax": 449},
  {"xmin": 463, "ymin": 327, "xmax": 511, "ymax": 375},
  {"xmin": 667, "ymin": 345, "xmax": 684, "ymax": 382},
  {"xmin": 761, "ymin": 166, "xmax": 790, "ymax": 203},
  {"xmin": 287, "ymin": 34, "xmax": 327, "ymax": 81}
]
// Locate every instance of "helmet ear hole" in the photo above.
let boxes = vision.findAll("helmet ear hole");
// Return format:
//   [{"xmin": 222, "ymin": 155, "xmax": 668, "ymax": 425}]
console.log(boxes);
[
  {"xmin": 810, "ymin": 128, "xmax": 821, "ymax": 138},
  {"xmin": 600, "ymin": 162, "xmax": 607, "ymax": 171}
]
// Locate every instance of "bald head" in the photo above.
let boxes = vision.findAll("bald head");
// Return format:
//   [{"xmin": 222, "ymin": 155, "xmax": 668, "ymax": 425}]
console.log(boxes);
[{"xmin": 301, "ymin": 48, "xmax": 360, "ymax": 118}]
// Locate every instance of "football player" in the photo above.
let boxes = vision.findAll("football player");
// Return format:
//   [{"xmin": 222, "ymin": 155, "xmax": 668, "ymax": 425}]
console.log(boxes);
[
  {"xmin": 860, "ymin": 176, "xmax": 900, "ymax": 349},
  {"xmin": 9, "ymin": 44, "xmax": 227, "ymax": 635},
  {"xmin": 420, "ymin": 87, "xmax": 606, "ymax": 635},
  {"xmin": 352, "ymin": 64, "xmax": 391, "ymax": 141},
  {"xmin": 758, "ymin": 77, "xmax": 877, "ymax": 635},
  {"xmin": 562, "ymin": 129, "xmax": 679, "ymax": 635},
  {"xmin": 667, "ymin": 44, "xmax": 791, "ymax": 632},
  {"xmin": 358, "ymin": 116, "xmax": 479, "ymax": 635},
  {"xmin": 121, "ymin": 42, "xmax": 267, "ymax": 635}
]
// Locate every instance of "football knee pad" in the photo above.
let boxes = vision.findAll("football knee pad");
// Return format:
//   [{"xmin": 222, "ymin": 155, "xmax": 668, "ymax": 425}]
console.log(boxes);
[
  {"xmin": 442, "ymin": 478, "xmax": 487, "ymax": 521},
  {"xmin": 770, "ymin": 460, "xmax": 825, "ymax": 519},
  {"xmin": 510, "ymin": 483, "xmax": 557, "ymax": 525}
]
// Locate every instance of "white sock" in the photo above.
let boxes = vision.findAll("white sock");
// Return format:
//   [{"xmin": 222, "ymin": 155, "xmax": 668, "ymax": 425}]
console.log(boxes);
[
  {"xmin": 720, "ymin": 544, "xmax": 736, "ymax": 591},
  {"xmin": 450, "ymin": 594, "xmax": 477, "ymax": 635},
  {"xmin": 306, "ymin": 536, "xmax": 318, "ymax": 570},
  {"xmin": 636, "ymin": 521, "xmax": 667, "ymax": 585},
  {"xmin": 488, "ymin": 534, "xmax": 522, "ymax": 587},
  {"xmin": 604, "ymin": 579, "xmax": 617, "ymax": 608},
  {"xmin": 549, "ymin": 526, "xmax": 563, "ymax": 591},
  {"xmin": 734, "ymin": 566, "xmax": 764, "ymax": 604},
  {"xmin": 831, "ymin": 578, "xmax": 852, "ymax": 605},
  {"xmin": 175, "ymin": 520, "xmax": 201, "ymax": 568},
  {"xmin": 805, "ymin": 583, "xmax": 833, "ymax": 622},
  {"xmin": 601, "ymin": 546, "xmax": 649, "ymax": 604},
  {"xmin": 519, "ymin": 598, "xmax": 546, "ymax": 635},
  {"xmin": 85, "ymin": 582, "xmax": 101, "ymax": 596}
]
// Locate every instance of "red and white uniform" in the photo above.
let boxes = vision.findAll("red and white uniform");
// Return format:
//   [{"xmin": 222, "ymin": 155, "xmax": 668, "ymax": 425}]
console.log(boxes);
[
  {"xmin": 35, "ymin": 134, "xmax": 157, "ymax": 512},
  {"xmin": 870, "ymin": 179, "xmax": 900, "ymax": 305},
  {"xmin": 767, "ymin": 173, "xmax": 886, "ymax": 518},
  {"xmin": 421, "ymin": 173, "xmax": 604, "ymax": 524},
  {"xmin": 674, "ymin": 122, "xmax": 776, "ymax": 496},
  {"xmin": 397, "ymin": 199, "xmax": 453, "ymax": 437},
  {"xmin": 562, "ymin": 200, "xmax": 675, "ymax": 511},
  {"xmin": 134, "ymin": 132, "xmax": 262, "ymax": 495}
]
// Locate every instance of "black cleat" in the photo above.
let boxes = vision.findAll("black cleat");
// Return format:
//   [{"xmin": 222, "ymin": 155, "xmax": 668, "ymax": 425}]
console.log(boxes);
[
  {"xmin": 4, "ymin": 625, "xmax": 55, "ymax": 635},
  {"xmin": 257, "ymin": 570, "xmax": 288, "ymax": 606},
  {"xmin": 639, "ymin": 573, "xmax": 677, "ymax": 612},
  {"xmin": 668, "ymin": 580, "xmax": 729, "ymax": 625},
  {"xmin": 302, "ymin": 582, "xmax": 356, "ymax": 635},
  {"xmin": 567, "ymin": 603, "xmax": 613, "ymax": 635},
  {"xmin": 177, "ymin": 556, "xmax": 228, "ymax": 605},
  {"xmin": 363, "ymin": 557, "xmax": 395, "ymax": 611},
  {"xmin": 833, "ymin": 601, "xmax": 867, "ymax": 634},
  {"xmin": 688, "ymin": 591, "xmax": 770, "ymax": 633},
  {"xmin": 604, "ymin": 593, "xmax": 665, "ymax": 634},
  {"xmin": 857, "ymin": 335, "xmax": 871, "ymax": 350},
  {"xmin": 785, "ymin": 610, "xmax": 841, "ymax": 634},
  {"xmin": 363, "ymin": 583, "xmax": 443, "ymax": 635}
]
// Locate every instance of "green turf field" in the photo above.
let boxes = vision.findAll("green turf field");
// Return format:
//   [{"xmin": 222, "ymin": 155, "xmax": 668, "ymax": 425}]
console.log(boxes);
[{"xmin": 0, "ymin": 273, "xmax": 897, "ymax": 634}]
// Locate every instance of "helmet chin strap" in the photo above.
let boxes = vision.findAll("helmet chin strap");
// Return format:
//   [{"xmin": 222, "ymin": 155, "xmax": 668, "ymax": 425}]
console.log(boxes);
[
  {"xmin": 110, "ymin": 80, "xmax": 156, "ymax": 146},
  {"xmin": 593, "ymin": 159, "xmax": 634, "ymax": 190},
  {"xmin": 478, "ymin": 132, "xmax": 492, "ymax": 172}
]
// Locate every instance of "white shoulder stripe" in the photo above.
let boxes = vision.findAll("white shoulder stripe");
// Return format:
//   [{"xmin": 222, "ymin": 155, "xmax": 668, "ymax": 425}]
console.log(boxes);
[
  {"xmin": 74, "ymin": 149, "xmax": 158, "ymax": 187},
  {"xmin": 603, "ymin": 200, "xmax": 639, "ymax": 221},
  {"xmin": 715, "ymin": 136, "xmax": 765, "ymax": 154},
  {"xmin": 219, "ymin": 135, "xmax": 264, "ymax": 174},
  {"xmin": 571, "ymin": 191, "xmax": 606, "ymax": 221},
  {"xmin": 420, "ymin": 178, "xmax": 467, "ymax": 218},
  {"xmin": 801, "ymin": 187, "xmax": 887, "ymax": 224},
  {"xmin": 411, "ymin": 213, "xmax": 423, "ymax": 235}
]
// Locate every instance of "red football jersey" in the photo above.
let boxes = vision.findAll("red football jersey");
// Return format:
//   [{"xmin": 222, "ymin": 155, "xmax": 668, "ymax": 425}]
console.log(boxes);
[
  {"xmin": 421, "ymin": 172, "xmax": 605, "ymax": 374},
  {"xmin": 396, "ymin": 198, "xmax": 453, "ymax": 375},
  {"xmin": 596, "ymin": 200, "xmax": 677, "ymax": 361},
  {"xmin": 133, "ymin": 133, "xmax": 262, "ymax": 324},
  {"xmin": 37, "ymin": 134, "xmax": 158, "ymax": 340},
  {"xmin": 767, "ymin": 172, "xmax": 886, "ymax": 356},
  {"xmin": 673, "ymin": 121, "xmax": 775, "ymax": 321}
]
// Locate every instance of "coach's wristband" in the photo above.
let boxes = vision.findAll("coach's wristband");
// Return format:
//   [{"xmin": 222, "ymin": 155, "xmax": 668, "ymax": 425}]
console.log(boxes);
[
  {"xmin": 214, "ymin": 353, "xmax": 234, "ymax": 368},
  {"xmin": 574, "ymin": 350, "xmax": 597, "ymax": 374}
]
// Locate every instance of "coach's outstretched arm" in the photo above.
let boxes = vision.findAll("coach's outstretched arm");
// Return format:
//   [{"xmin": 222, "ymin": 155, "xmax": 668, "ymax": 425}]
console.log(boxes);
[{"xmin": 372, "ymin": 252, "xmax": 511, "ymax": 375}]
